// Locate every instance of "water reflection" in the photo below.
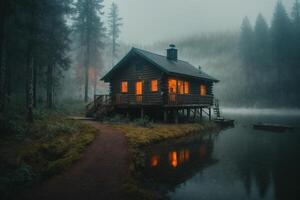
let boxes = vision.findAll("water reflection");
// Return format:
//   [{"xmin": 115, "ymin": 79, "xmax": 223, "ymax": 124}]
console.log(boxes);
[
  {"xmin": 140, "ymin": 115, "xmax": 300, "ymax": 200},
  {"xmin": 142, "ymin": 134, "xmax": 218, "ymax": 192},
  {"xmin": 150, "ymin": 155, "xmax": 159, "ymax": 167}
]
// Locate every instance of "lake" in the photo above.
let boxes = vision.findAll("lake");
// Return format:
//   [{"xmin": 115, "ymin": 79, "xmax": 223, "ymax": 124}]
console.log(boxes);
[{"xmin": 140, "ymin": 111, "xmax": 300, "ymax": 200}]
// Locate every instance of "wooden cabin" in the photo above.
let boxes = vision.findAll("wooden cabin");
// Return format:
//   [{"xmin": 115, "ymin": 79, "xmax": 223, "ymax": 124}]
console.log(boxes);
[{"xmin": 89, "ymin": 45, "xmax": 219, "ymax": 122}]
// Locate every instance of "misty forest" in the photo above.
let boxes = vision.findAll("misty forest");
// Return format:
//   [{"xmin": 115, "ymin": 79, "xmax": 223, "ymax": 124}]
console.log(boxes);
[
  {"xmin": 1, "ymin": 0, "xmax": 300, "ymax": 200},
  {"xmin": 1, "ymin": 0, "xmax": 300, "ymax": 119}
]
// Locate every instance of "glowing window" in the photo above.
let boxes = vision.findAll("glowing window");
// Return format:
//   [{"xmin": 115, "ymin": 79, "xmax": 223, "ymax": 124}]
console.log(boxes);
[
  {"xmin": 200, "ymin": 84, "xmax": 207, "ymax": 96},
  {"xmin": 184, "ymin": 81, "xmax": 189, "ymax": 94},
  {"xmin": 168, "ymin": 79, "xmax": 177, "ymax": 93},
  {"xmin": 178, "ymin": 80, "xmax": 184, "ymax": 94},
  {"xmin": 121, "ymin": 81, "xmax": 128, "ymax": 93},
  {"xmin": 136, "ymin": 81, "xmax": 142, "ymax": 95},
  {"xmin": 151, "ymin": 80, "xmax": 158, "ymax": 92}
]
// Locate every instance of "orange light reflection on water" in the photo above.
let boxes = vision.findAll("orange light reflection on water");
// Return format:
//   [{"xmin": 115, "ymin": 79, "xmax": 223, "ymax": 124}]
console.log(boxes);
[
  {"xmin": 169, "ymin": 149, "xmax": 190, "ymax": 168},
  {"xmin": 169, "ymin": 151, "xmax": 178, "ymax": 168},
  {"xmin": 150, "ymin": 155, "xmax": 159, "ymax": 167}
]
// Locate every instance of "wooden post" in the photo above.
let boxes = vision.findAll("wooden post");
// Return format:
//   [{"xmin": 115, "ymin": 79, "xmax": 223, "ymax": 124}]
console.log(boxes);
[
  {"xmin": 200, "ymin": 107, "xmax": 203, "ymax": 120},
  {"xmin": 174, "ymin": 109, "xmax": 179, "ymax": 124},
  {"xmin": 164, "ymin": 109, "xmax": 168, "ymax": 123},
  {"xmin": 141, "ymin": 107, "xmax": 144, "ymax": 119},
  {"xmin": 209, "ymin": 107, "xmax": 211, "ymax": 121}
]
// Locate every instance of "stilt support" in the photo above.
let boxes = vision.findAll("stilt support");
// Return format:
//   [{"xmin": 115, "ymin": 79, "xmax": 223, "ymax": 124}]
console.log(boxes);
[
  {"xmin": 164, "ymin": 109, "xmax": 168, "ymax": 123},
  {"xmin": 200, "ymin": 108, "xmax": 203, "ymax": 120},
  {"xmin": 174, "ymin": 109, "xmax": 179, "ymax": 124},
  {"xmin": 141, "ymin": 107, "xmax": 144, "ymax": 119}
]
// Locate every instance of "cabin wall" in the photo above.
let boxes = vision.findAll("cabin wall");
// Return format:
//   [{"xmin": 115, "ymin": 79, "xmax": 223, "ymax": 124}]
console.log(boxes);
[
  {"xmin": 164, "ymin": 75, "xmax": 214, "ymax": 96},
  {"xmin": 110, "ymin": 55, "xmax": 164, "ymax": 105}
]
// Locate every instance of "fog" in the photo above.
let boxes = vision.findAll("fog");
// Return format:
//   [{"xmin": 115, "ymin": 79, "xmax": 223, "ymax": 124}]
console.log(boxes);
[
  {"xmin": 104, "ymin": 0, "xmax": 294, "ymax": 44},
  {"xmin": 222, "ymin": 108, "xmax": 300, "ymax": 116},
  {"xmin": 100, "ymin": 0, "xmax": 300, "ymax": 108}
]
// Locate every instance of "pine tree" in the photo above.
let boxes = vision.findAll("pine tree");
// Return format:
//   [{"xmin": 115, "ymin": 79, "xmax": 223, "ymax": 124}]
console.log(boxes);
[
  {"xmin": 108, "ymin": 2, "xmax": 122, "ymax": 65},
  {"xmin": 291, "ymin": 0, "xmax": 300, "ymax": 64},
  {"xmin": 239, "ymin": 17, "xmax": 255, "ymax": 99},
  {"xmin": 254, "ymin": 14, "xmax": 270, "ymax": 68},
  {"xmin": 271, "ymin": 1, "xmax": 292, "ymax": 63},
  {"xmin": 43, "ymin": 0, "xmax": 71, "ymax": 108},
  {"xmin": 270, "ymin": 1, "xmax": 292, "ymax": 100},
  {"xmin": 73, "ymin": 0, "xmax": 106, "ymax": 103},
  {"xmin": 0, "ymin": 0, "xmax": 14, "ymax": 113},
  {"xmin": 239, "ymin": 17, "xmax": 254, "ymax": 66}
]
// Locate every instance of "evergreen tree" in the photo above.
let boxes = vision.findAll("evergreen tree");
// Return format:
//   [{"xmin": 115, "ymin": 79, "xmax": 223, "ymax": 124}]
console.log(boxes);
[
  {"xmin": 239, "ymin": 17, "xmax": 254, "ymax": 66},
  {"xmin": 270, "ymin": 1, "xmax": 292, "ymax": 100},
  {"xmin": 73, "ymin": 0, "xmax": 106, "ymax": 102},
  {"xmin": 271, "ymin": 1, "xmax": 292, "ymax": 64},
  {"xmin": 0, "ymin": 0, "xmax": 15, "ymax": 113},
  {"xmin": 254, "ymin": 14, "xmax": 270, "ymax": 68},
  {"xmin": 42, "ymin": 0, "xmax": 71, "ymax": 108},
  {"xmin": 108, "ymin": 2, "xmax": 122, "ymax": 65},
  {"xmin": 291, "ymin": 0, "xmax": 300, "ymax": 64},
  {"xmin": 239, "ymin": 17, "xmax": 255, "ymax": 99}
]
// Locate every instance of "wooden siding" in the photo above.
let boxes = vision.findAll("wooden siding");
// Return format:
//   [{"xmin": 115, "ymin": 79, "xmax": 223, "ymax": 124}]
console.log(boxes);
[
  {"xmin": 110, "ymin": 55, "xmax": 164, "ymax": 105},
  {"xmin": 163, "ymin": 75, "xmax": 214, "ymax": 106},
  {"xmin": 107, "ymin": 55, "xmax": 215, "ymax": 107}
]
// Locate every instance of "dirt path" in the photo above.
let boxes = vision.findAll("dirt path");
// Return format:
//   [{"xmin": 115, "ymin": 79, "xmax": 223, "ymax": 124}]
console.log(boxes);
[{"xmin": 21, "ymin": 121, "xmax": 130, "ymax": 200}]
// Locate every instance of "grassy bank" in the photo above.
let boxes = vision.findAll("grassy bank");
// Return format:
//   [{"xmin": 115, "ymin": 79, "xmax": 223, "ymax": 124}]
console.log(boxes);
[
  {"xmin": 114, "ymin": 122, "xmax": 216, "ymax": 148},
  {"xmin": 113, "ymin": 121, "xmax": 217, "ymax": 200},
  {"xmin": 0, "ymin": 110, "xmax": 97, "ymax": 199},
  {"xmin": 114, "ymin": 121, "xmax": 217, "ymax": 171}
]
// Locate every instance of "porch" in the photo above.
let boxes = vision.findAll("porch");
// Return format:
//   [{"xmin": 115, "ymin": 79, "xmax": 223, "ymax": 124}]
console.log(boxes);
[{"xmin": 113, "ymin": 93, "xmax": 214, "ymax": 107}]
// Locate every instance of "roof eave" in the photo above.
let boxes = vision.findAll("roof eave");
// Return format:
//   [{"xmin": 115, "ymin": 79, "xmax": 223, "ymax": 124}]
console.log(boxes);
[{"xmin": 100, "ymin": 48, "xmax": 136, "ymax": 81}]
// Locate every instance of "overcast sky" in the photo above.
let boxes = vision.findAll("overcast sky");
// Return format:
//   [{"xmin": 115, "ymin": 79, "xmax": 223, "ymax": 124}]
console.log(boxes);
[{"xmin": 103, "ymin": 0, "xmax": 294, "ymax": 45}]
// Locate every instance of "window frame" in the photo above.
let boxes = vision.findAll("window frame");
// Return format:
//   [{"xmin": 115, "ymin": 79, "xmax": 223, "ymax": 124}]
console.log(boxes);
[
  {"xmin": 121, "ymin": 81, "xmax": 128, "ymax": 93},
  {"xmin": 200, "ymin": 84, "xmax": 207, "ymax": 96},
  {"xmin": 150, "ymin": 79, "xmax": 159, "ymax": 92},
  {"xmin": 168, "ymin": 79, "xmax": 177, "ymax": 94},
  {"xmin": 135, "ymin": 81, "xmax": 143, "ymax": 95},
  {"xmin": 177, "ymin": 80, "xmax": 184, "ymax": 94},
  {"xmin": 184, "ymin": 81, "xmax": 190, "ymax": 94}
]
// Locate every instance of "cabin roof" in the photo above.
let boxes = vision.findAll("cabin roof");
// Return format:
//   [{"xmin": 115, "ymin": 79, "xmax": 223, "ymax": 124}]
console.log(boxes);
[{"xmin": 101, "ymin": 47, "xmax": 219, "ymax": 82}]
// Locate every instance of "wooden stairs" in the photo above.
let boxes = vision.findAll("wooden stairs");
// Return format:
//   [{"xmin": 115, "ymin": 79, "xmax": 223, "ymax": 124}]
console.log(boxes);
[
  {"xmin": 213, "ymin": 98, "xmax": 221, "ymax": 118},
  {"xmin": 213, "ymin": 98, "xmax": 235, "ymax": 127},
  {"xmin": 86, "ymin": 95, "xmax": 114, "ymax": 119}
]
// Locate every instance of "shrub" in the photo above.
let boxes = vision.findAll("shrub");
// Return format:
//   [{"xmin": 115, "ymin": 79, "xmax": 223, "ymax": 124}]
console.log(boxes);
[
  {"xmin": 107, "ymin": 114, "xmax": 130, "ymax": 123},
  {"xmin": 134, "ymin": 116, "xmax": 153, "ymax": 128}
]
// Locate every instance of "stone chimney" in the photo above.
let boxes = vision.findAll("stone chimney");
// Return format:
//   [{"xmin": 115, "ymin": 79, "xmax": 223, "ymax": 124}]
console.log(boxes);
[{"xmin": 167, "ymin": 44, "xmax": 178, "ymax": 61}]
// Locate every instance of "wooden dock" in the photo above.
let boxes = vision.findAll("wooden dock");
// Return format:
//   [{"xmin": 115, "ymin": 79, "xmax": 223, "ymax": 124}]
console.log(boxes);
[
  {"xmin": 214, "ymin": 118, "xmax": 235, "ymax": 127},
  {"xmin": 253, "ymin": 123, "xmax": 294, "ymax": 132}
]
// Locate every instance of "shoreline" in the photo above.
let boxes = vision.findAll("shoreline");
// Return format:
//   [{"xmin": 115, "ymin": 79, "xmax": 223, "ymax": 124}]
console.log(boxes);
[{"xmin": 112, "ymin": 121, "xmax": 219, "ymax": 199}]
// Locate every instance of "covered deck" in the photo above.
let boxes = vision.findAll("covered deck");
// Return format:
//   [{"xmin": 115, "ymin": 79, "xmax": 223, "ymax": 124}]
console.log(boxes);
[{"xmin": 87, "ymin": 94, "xmax": 215, "ymax": 122}]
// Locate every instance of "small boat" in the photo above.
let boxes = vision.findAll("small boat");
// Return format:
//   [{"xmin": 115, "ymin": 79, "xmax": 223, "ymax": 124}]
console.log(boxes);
[
  {"xmin": 214, "ymin": 118, "xmax": 235, "ymax": 127},
  {"xmin": 253, "ymin": 123, "xmax": 294, "ymax": 132}
]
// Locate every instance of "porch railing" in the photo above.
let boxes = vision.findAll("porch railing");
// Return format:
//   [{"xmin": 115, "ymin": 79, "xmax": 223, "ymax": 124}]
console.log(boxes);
[
  {"xmin": 113, "ymin": 93, "xmax": 214, "ymax": 106},
  {"xmin": 167, "ymin": 94, "xmax": 214, "ymax": 106}
]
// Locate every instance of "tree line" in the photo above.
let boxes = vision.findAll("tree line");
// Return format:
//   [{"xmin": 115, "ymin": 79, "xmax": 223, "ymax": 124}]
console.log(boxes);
[
  {"xmin": 239, "ymin": 0, "xmax": 300, "ymax": 107},
  {"xmin": 0, "ymin": 0, "xmax": 122, "ymax": 122}
]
